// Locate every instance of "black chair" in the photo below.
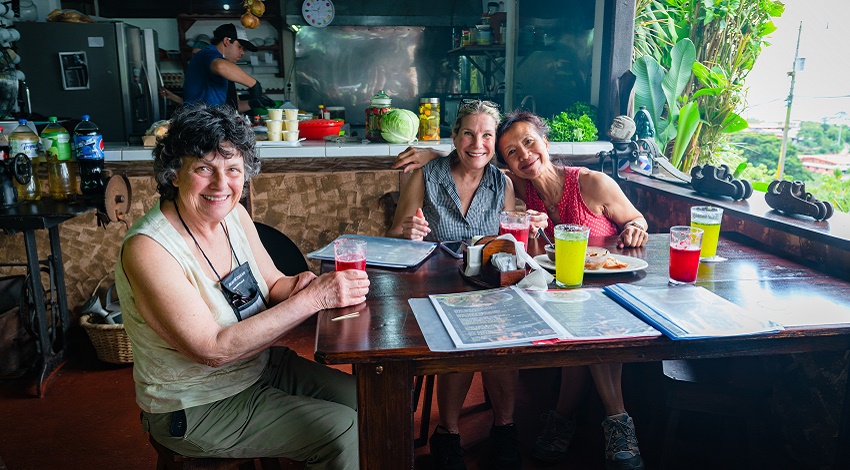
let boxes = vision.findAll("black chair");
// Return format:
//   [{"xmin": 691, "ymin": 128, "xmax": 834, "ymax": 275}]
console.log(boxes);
[
  {"xmin": 254, "ymin": 222, "xmax": 309, "ymax": 276},
  {"xmin": 660, "ymin": 358, "xmax": 770, "ymax": 469}
]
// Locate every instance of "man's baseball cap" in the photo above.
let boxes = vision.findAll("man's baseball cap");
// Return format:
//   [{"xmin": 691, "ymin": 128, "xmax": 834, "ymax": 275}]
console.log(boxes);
[{"xmin": 212, "ymin": 24, "xmax": 258, "ymax": 52}]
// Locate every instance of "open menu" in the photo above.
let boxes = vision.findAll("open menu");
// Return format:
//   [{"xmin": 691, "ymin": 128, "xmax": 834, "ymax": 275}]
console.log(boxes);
[
  {"xmin": 307, "ymin": 235, "xmax": 438, "ymax": 268},
  {"xmin": 524, "ymin": 289, "xmax": 661, "ymax": 343},
  {"xmin": 428, "ymin": 286, "xmax": 660, "ymax": 349},
  {"xmin": 430, "ymin": 286, "xmax": 565, "ymax": 348},
  {"xmin": 603, "ymin": 283, "xmax": 784, "ymax": 340}
]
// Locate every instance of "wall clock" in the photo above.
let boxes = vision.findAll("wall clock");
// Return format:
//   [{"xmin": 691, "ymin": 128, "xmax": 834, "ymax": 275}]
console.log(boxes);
[{"xmin": 301, "ymin": 0, "xmax": 335, "ymax": 28}]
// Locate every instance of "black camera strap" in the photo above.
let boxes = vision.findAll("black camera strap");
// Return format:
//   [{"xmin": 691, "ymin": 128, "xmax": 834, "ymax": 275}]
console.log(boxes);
[{"xmin": 174, "ymin": 203, "xmax": 267, "ymax": 321}]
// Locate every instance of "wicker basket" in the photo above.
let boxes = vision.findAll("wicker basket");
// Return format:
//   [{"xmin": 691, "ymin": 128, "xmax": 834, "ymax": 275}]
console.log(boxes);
[{"xmin": 80, "ymin": 314, "xmax": 134, "ymax": 364}]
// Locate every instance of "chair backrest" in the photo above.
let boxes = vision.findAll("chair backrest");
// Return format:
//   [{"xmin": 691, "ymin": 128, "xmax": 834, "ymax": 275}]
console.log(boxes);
[{"xmin": 254, "ymin": 222, "xmax": 309, "ymax": 276}]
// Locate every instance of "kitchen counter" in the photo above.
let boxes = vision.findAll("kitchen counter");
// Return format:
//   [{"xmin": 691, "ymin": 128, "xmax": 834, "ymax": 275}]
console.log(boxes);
[{"xmin": 104, "ymin": 139, "xmax": 612, "ymax": 161}]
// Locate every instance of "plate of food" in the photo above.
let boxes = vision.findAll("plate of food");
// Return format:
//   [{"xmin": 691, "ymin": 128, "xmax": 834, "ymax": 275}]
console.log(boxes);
[{"xmin": 533, "ymin": 246, "xmax": 648, "ymax": 275}]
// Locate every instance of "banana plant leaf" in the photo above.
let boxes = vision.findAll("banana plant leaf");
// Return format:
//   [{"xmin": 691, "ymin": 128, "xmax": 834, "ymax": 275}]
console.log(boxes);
[
  {"xmin": 662, "ymin": 38, "xmax": 696, "ymax": 118},
  {"xmin": 671, "ymin": 100, "xmax": 701, "ymax": 168},
  {"xmin": 632, "ymin": 56, "xmax": 667, "ymax": 128}
]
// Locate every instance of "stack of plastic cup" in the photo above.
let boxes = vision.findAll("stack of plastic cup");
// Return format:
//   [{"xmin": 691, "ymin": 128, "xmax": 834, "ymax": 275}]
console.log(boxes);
[
  {"xmin": 283, "ymin": 110, "xmax": 299, "ymax": 142},
  {"xmin": 265, "ymin": 108, "xmax": 283, "ymax": 141},
  {"xmin": 266, "ymin": 118, "xmax": 283, "ymax": 141}
]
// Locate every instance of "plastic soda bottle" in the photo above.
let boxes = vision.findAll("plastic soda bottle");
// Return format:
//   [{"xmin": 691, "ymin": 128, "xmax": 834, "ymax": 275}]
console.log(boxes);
[
  {"xmin": 9, "ymin": 119, "xmax": 41, "ymax": 201},
  {"xmin": 73, "ymin": 115, "xmax": 105, "ymax": 197},
  {"xmin": 42, "ymin": 117, "xmax": 77, "ymax": 200}
]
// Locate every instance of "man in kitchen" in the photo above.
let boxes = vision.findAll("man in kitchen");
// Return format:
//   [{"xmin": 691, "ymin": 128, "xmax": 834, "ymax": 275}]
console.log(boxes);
[{"xmin": 183, "ymin": 23, "xmax": 275, "ymax": 113}]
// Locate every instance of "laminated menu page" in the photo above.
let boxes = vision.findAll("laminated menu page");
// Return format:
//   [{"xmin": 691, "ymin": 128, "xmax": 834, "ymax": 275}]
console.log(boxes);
[
  {"xmin": 524, "ymin": 289, "xmax": 661, "ymax": 343},
  {"xmin": 429, "ymin": 286, "xmax": 567, "ymax": 348},
  {"xmin": 307, "ymin": 235, "xmax": 438, "ymax": 268},
  {"xmin": 603, "ymin": 283, "xmax": 784, "ymax": 340}
]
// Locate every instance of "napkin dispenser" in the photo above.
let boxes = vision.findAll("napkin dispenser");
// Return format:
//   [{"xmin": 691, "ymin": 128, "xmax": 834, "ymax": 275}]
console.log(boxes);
[{"xmin": 463, "ymin": 236, "xmax": 526, "ymax": 286}]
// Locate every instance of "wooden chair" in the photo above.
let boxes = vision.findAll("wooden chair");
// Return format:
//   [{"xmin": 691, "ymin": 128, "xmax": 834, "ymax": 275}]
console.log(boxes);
[{"xmin": 149, "ymin": 434, "xmax": 300, "ymax": 469}]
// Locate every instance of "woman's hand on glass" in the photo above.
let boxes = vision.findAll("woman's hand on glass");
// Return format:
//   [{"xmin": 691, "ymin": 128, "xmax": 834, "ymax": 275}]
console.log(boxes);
[
  {"xmin": 526, "ymin": 209, "xmax": 549, "ymax": 234},
  {"xmin": 302, "ymin": 269, "xmax": 370, "ymax": 311}
]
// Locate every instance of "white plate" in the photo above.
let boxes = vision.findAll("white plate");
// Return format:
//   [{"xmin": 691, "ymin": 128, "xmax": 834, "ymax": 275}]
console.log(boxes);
[{"xmin": 533, "ymin": 253, "xmax": 649, "ymax": 274}]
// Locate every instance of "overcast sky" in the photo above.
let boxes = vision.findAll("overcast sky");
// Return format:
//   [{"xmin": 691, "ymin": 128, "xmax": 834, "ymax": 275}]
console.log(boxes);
[{"xmin": 742, "ymin": 0, "xmax": 850, "ymax": 124}]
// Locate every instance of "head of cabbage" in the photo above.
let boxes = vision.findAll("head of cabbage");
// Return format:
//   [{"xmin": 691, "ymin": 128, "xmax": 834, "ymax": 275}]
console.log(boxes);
[{"xmin": 381, "ymin": 108, "xmax": 419, "ymax": 144}]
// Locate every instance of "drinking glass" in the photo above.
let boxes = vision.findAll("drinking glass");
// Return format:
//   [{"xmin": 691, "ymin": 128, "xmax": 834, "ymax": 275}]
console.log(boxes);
[
  {"xmin": 690, "ymin": 206, "xmax": 724, "ymax": 261},
  {"xmin": 669, "ymin": 226, "xmax": 703, "ymax": 285},
  {"xmin": 334, "ymin": 238, "xmax": 367, "ymax": 271},
  {"xmin": 499, "ymin": 211, "xmax": 530, "ymax": 249},
  {"xmin": 554, "ymin": 224, "xmax": 590, "ymax": 288}
]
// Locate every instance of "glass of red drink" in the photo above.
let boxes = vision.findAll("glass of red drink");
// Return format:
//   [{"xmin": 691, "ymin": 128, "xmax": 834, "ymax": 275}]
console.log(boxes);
[
  {"xmin": 499, "ymin": 211, "xmax": 531, "ymax": 249},
  {"xmin": 334, "ymin": 238, "xmax": 367, "ymax": 271},
  {"xmin": 669, "ymin": 226, "xmax": 703, "ymax": 285}
]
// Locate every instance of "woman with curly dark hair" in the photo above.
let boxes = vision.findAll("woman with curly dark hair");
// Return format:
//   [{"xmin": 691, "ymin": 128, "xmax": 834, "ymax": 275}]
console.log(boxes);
[{"xmin": 116, "ymin": 103, "xmax": 368, "ymax": 469}]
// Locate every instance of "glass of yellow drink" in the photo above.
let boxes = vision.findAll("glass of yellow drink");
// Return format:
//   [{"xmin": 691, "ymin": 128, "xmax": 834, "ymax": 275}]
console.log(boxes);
[
  {"xmin": 554, "ymin": 224, "xmax": 590, "ymax": 288},
  {"xmin": 690, "ymin": 206, "xmax": 724, "ymax": 262}
]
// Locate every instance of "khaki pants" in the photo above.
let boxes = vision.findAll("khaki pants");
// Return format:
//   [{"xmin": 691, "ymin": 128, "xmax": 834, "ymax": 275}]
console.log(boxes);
[{"xmin": 142, "ymin": 347, "xmax": 358, "ymax": 470}]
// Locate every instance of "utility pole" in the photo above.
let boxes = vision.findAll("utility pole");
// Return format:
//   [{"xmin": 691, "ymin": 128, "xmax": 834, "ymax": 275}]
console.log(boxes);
[{"xmin": 777, "ymin": 22, "xmax": 803, "ymax": 180}]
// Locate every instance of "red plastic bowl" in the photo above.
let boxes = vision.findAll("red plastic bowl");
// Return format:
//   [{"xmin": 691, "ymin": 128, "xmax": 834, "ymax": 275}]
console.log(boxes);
[{"xmin": 299, "ymin": 119, "xmax": 343, "ymax": 140}]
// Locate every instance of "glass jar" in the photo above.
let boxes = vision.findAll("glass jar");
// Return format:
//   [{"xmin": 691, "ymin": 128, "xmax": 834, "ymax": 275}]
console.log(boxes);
[
  {"xmin": 418, "ymin": 98, "xmax": 440, "ymax": 141},
  {"xmin": 365, "ymin": 90, "xmax": 392, "ymax": 142}
]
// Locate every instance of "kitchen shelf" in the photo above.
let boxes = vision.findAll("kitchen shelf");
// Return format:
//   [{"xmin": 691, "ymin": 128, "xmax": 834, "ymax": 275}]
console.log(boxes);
[{"xmin": 447, "ymin": 44, "xmax": 554, "ymax": 98}]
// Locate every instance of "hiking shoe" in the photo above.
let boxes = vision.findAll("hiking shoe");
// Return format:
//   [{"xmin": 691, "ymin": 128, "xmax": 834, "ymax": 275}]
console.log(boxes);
[
  {"xmin": 487, "ymin": 423, "xmax": 523, "ymax": 470},
  {"xmin": 429, "ymin": 426, "xmax": 466, "ymax": 470},
  {"xmin": 532, "ymin": 409, "xmax": 577, "ymax": 462},
  {"xmin": 601, "ymin": 413, "xmax": 644, "ymax": 470}
]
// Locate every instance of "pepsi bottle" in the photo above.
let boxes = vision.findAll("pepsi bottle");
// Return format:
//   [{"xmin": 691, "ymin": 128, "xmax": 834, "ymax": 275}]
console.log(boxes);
[{"xmin": 73, "ymin": 115, "xmax": 105, "ymax": 197}]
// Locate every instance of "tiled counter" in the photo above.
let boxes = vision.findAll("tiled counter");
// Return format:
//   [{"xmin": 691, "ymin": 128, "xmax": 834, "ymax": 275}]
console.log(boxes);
[{"xmin": 105, "ymin": 139, "xmax": 612, "ymax": 161}]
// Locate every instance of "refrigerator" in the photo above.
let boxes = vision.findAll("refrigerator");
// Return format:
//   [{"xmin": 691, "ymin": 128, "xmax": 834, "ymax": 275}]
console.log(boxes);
[{"xmin": 15, "ymin": 21, "xmax": 164, "ymax": 144}]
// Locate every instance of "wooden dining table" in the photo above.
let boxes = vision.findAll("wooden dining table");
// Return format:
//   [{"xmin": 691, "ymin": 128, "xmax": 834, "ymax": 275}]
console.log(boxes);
[{"xmin": 315, "ymin": 233, "xmax": 850, "ymax": 470}]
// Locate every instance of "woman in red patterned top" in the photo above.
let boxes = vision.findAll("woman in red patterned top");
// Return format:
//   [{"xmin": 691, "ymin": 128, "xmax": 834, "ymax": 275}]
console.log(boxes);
[
  {"xmin": 497, "ymin": 110, "xmax": 647, "ymax": 249},
  {"xmin": 496, "ymin": 110, "xmax": 647, "ymax": 470}
]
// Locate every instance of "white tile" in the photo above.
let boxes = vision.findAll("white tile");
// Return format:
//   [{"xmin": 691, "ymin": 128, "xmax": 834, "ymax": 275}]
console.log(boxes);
[
  {"xmin": 119, "ymin": 148, "xmax": 155, "ymax": 161},
  {"xmin": 325, "ymin": 142, "xmax": 391, "ymax": 157},
  {"xmin": 259, "ymin": 142, "xmax": 325, "ymax": 158}
]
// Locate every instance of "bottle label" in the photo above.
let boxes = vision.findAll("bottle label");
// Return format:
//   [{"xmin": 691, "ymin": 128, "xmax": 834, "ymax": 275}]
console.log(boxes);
[
  {"xmin": 42, "ymin": 133, "xmax": 72, "ymax": 161},
  {"xmin": 10, "ymin": 139, "xmax": 39, "ymax": 159},
  {"xmin": 74, "ymin": 134, "xmax": 104, "ymax": 161}
]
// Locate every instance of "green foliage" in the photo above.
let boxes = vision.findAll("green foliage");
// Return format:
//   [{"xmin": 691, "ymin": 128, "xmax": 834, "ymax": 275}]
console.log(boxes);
[
  {"xmin": 808, "ymin": 171, "xmax": 850, "ymax": 213},
  {"xmin": 672, "ymin": 100, "xmax": 701, "ymax": 168},
  {"xmin": 632, "ymin": 38, "xmax": 699, "ymax": 160},
  {"xmin": 634, "ymin": 0, "xmax": 785, "ymax": 170},
  {"xmin": 545, "ymin": 104, "xmax": 599, "ymax": 142},
  {"xmin": 796, "ymin": 121, "xmax": 845, "ymax": 154},
  {"xmin": 728, "ymin": 131, "xmax": 809, "ymax": 181}
]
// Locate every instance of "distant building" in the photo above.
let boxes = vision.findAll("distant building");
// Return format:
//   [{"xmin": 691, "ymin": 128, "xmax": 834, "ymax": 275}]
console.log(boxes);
[
  {"xmin": 799, "ymin": 154, "xmax": 850, "ymax": 174},
  {"xmin": 747, "ymin": 120, "xmax": 800, "ymax": 140}
]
